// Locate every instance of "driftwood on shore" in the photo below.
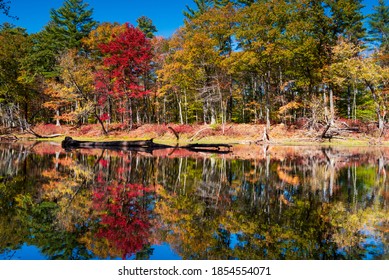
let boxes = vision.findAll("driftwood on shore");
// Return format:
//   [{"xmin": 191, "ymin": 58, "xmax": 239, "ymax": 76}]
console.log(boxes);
[
  {"xmin": 61, "ymin": 136, "xmax": 232, "ymax": 154},
  {"xmin": 27, "ymin": 128, "xmax": 63, "ymax": 139}
]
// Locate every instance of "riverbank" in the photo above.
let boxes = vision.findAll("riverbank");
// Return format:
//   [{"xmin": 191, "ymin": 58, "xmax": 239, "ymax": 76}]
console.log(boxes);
[{"xmin": 5, "ymin": 122, "xmax": 389, "ymax": 147}]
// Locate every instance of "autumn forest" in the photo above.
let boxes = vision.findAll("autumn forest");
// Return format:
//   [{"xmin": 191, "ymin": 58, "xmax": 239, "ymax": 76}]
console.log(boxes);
[
  {"xmin": 1, "ymin": 0, "xmax": 389, "ymax": 261},
  {"xmin": 0, "ymin": 0, "xmax": 388, "ymax": 138}
]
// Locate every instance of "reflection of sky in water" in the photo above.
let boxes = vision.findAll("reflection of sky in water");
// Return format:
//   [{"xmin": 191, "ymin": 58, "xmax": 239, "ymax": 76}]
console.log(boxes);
[
  {"xmin": 1, "ymin": 243, "xmax": 181, "ymax": 260},
  {"xmin": 149, "ymin": 244, "xmax": 181, "ymax": 260},
  {"xmin": 335, "ymin": 227, "xmax": 387, "ymax": 260},
  {"xmin": 360, "ymin": 228, "xmax": 386, "ymax": 260},
  {"xmin": 1, "ymin": 244, "xmax": 47, "ymax": 260}
]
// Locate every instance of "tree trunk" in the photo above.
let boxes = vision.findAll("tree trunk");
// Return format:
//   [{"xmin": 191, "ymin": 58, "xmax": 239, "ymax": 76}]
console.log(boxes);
[
  {"xmin": 184, "ymin": 88, "xmax": 188, "ymax": 124},
  {"xmin": 94, "ymin": 110, "xmax": 108, "ymax": 135},
  {"xmin": 353, "ymin": 85, "xmax": 357, "ymax": 121},
  {"xmin": 369, "ymin": 84, "xmax": 385, "ymax": 132},
  {"xmin": 56, "ymin": 109, "xmax": 61, "ymax": 127},
  {"xmin": 266, "ymin": 108, "xmax": 270, "ymax": 130},
  {"xmin": 177, "ymin": 93, "xmax": 184, "ymax": 125},
  {"xmin": 323, "ymin": 90, "xmax": 329, "ymax": 123},
  {"xmin": 329, "ymin": 87, "xmax": 335, "ymax": 125},
  {"xmin": 347, "ymin": 85, "xmax": 351, "ymax": 119}
]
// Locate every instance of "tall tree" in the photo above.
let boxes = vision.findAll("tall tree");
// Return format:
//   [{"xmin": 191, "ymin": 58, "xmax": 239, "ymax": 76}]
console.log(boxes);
[
  {"xmin": 95, "ymin": 24, "xmax": 153, "ymax": 130},
  {"xmin": 136, "ymin": 16, "xmax": 157, "ymax": 39},
  {"xmin": 29, "ymin": 0, "xmax": 97, "ymax": 78},
  {"xmin": 368, "ymin": 0, "xmax": 389, "ymax": 57},
  {"xmin": 46, "ymin": 0, "xmax": 97, "ymax": 52},
  {"xmin": 326, "ymin": 0, "xmax": 366, "ymax": 42}
]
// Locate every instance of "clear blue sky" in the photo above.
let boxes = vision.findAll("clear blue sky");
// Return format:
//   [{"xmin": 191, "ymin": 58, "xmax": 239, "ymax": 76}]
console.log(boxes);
[
  {"xmin": 0, "ymin": 0, "xmax": 190, "ymax": 37},
  {"xmin": 0, "ymin": 0, "xmax": 381, "ymax": 38}
]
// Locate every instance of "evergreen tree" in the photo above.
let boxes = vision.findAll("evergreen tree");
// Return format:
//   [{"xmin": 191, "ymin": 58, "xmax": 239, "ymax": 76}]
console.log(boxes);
[
  {"xmin": 368, "ymin": 0, "xmax": 389, "ymax": 54},
  {"xmin": 236, "ymin": 0, "xmax": 255, "ymax": 6},
  {"xmin": 184, "ymin": 0, "xmax": 213, "ymax": 20},
  {"xmin": 45, "ymin": 0, "xmax": 97, "ymax": 52},
  {"xmin": 326, "ymin": 0, "xmax": 366, "ymax": 42},
  {"xmin": 31, "ymin": 0, "xmax": 97, "ymax": 77},
  {"xmin": 136, "ymin": 16, "xmax": 157, "ymax": 39}
]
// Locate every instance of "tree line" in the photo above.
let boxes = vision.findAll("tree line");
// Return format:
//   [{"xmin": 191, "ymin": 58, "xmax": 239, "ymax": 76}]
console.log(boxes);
[{"xmin": 0, "ymin": 0, "xmax": 388, "ymax": 135}]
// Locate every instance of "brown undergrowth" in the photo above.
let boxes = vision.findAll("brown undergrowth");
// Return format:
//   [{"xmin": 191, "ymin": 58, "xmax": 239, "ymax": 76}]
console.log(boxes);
[{"xmin": 25, "ymin": 121, "xmax": 389, "ymax": 144}]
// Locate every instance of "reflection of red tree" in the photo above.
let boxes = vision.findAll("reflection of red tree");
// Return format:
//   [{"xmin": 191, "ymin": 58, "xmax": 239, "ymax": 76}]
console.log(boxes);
[{"xmin": 93, "ymin": 183, "xmax": 152, "ymax": 259}]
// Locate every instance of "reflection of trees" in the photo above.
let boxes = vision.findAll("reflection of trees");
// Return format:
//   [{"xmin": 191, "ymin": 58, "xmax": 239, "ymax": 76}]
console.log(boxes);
[
  {"xmin": 155, "ymin": 148, "xmax": 389, "ymax": 260},
  {"xmin": 90, "ymin": 183, "xmax": 153, "ymax": 259},
  {"xmin": 0, "ymin": 146, "xmax": 158, "ymax": 259},
  {"xmin": 0, "ymin": 144, "xmax": 388, "ymax": 259},
  {"xmin": 0, "ymin": 175, "xmax": 31, "ymax": 258}
]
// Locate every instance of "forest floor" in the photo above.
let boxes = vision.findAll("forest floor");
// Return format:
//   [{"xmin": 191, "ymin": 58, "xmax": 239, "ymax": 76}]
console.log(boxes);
[{"xmin": 13, "ymin": 120, "xmax": 389, "ymax": 147}]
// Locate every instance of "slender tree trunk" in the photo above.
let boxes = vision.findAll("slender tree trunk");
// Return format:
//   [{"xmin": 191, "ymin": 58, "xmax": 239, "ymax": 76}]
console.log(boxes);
[
  {"xmin": 184, "ymin": 88, "xmax": 188, "ymax": 124},
  {"xmin": 369, "ymin": 84, "xmax": 385, "ymax": 132},
  {"xmin": 163, "ymin": 95, "xmax": 167, "ymax": 124},
  {"xmin": 266, "ymin": 71, "xmax": 271, "ymax": 130},
  {"xmin": 177, "ymin": 93, "xmax": 183, "ymax": 125},
  {"xmin": 129, "ymin": 98, "xmax": 133, "ymax": 130},
  {"xmin": 266, "ymin": 108, "xmax": 270, "ymax": 130},
  {"xmin": 56, "ymin": 109, "xmax": 61, "ymax": 127},
  {"xmin": 347, "ymin": 85, "xmax": 351, "ymax": 119},
  {"xmin": 94, "ymin": 109, "xmax": 108, "ymax": 135},
  {"xmin": 329, "ymin": 87, "xmax": 335, "ymax": 125},
  {"xmin": 323, "ymin": 89, "xmax": 328, "ymax": 123},
  {"xmin": 353, "ymin": 85, "xmax": 358, "ymax": 121},
  {"xmin": 211, "ymin": 106, "xmax": 216, "ymax": 125}
]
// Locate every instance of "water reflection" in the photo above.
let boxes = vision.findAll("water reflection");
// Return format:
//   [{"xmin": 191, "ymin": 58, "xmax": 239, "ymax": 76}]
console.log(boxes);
[{"xmin": 0, "ymin": 142, "xmax": 388, "ymax": 260}]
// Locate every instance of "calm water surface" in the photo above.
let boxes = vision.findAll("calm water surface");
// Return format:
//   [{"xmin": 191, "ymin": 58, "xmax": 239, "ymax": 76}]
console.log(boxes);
[{"xmin": 0, "ymin": 142, "xmax": 388, "ymax": 260}]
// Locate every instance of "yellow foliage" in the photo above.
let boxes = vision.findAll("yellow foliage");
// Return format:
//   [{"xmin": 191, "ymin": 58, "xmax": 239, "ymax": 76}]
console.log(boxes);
[{"xmin": 278, "ymin": 101, "xmax": 303, "ymax": 117}]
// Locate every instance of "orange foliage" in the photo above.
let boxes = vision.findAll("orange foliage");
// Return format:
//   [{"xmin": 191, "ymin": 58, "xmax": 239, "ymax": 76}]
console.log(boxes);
[{"xmin": 276, "ymin": 166, "xmax": 300, "ymax": 186}]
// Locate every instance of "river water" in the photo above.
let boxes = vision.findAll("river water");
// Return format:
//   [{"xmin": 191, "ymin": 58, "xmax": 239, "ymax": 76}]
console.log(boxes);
[{"xmin": 0, "ymin": 142, "xmax": 388, "ymax": 260}]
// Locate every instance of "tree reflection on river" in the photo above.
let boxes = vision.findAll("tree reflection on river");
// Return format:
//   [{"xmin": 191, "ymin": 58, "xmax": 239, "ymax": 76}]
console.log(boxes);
[{"xmin": 0, "ymin": 142, "xmax": 388, "ymax": 260}]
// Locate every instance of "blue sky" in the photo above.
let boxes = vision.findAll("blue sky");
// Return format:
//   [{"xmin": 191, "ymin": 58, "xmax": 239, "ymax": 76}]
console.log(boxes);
[
  {"xmin": 0, "ymin": 0, "xmax": 381, "ymax": 38},
  {"xmin": 0, "ymin": 0, "xmax": 189, "ymax": 37}
]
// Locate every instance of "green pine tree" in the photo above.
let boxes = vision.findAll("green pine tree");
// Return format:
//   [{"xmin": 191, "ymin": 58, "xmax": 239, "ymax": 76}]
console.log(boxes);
[
  {"xmin": 45, "ymin": 0, "xmax": 97, "ymax": 52},
  {"xmin": 31, "ymin": 0, "xmax": 97, "ymax": 77},
  {"xmin": 326, "ymin": 0, "xmax": 366, "ymax": 42},
  {"xmin": 368, "ymin": 0, "xmax": 389, "ymax": 54},
  {"xmin": 184, "ymin": 0, "xmax": 213, "ymax": 20},
  {"xmin": 136, "ymin": 16, "xmax": 157, "ymax": 39}
]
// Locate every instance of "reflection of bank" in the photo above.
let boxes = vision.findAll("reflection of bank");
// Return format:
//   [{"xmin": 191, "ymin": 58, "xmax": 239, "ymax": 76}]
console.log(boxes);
[{"xmin": 0, "ymin": 143, "xmax": 388, "ymax": 260}]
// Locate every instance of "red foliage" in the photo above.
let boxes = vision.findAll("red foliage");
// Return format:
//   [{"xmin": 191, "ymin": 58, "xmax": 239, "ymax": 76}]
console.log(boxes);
[
  {"xmin": 92, "ymin": 182, "xmax": 153, "ymax": 259},
  {"xmin": 33, "ymin": 123, "xmax": 66, "ymax": 135},
  {"xmin": 170, "ymin": 124, "xmax": 194, "ymax": 134},
  {"xmin": 96, "ymin": 23, "xmax": 153, "ymax": 99},
  {"xmin": 79, "ymin": 124, "xmax": 94, "ymax": 135},
  {"xmin": 99, "ymin": 113, "xmax": 110, "ymax": 122}
]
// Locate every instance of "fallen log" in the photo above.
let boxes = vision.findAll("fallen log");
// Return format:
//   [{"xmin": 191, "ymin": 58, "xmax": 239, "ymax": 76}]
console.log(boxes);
[
  {"xmin": 183, "ymin": 143, "xmax": 232, "ymax": 152},
  {"xmin": 62, "ymin": 136, "xmax": 171, "ymax": 149},
  {"xmin": 27, "ymin": 128, "xmax": 63, "ymax": 139},
  {"xmin": 61, "ymin": 136, "xmax": 232, "ymax": 154}
]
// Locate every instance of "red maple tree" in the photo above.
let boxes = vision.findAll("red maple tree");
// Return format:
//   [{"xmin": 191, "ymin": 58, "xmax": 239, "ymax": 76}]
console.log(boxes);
[{"xmin": 94, "ymin": 23, "xmax": 153, "ymax": 127}]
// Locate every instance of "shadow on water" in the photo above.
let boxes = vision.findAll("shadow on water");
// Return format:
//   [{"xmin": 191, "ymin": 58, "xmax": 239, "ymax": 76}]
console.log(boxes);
[{"xmin": 0, "ymin": 141, "xmax": 388, "ymax": 260}]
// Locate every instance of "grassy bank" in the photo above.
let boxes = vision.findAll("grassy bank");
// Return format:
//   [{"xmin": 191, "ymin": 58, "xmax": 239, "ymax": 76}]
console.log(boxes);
[{"xmin": 9, "ymin": 122, "xmax": 389, "ymax": 147}]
